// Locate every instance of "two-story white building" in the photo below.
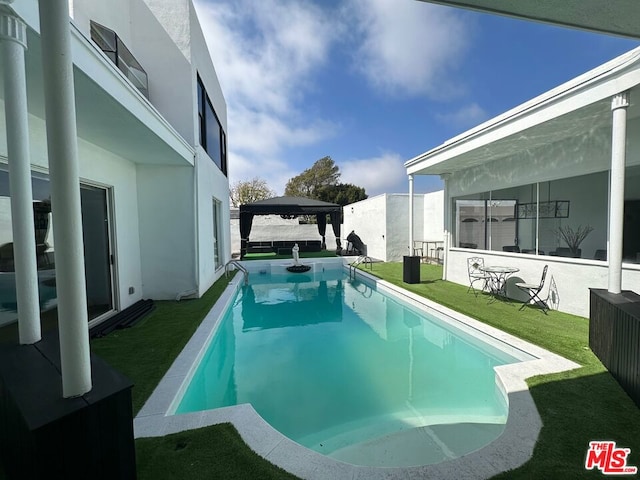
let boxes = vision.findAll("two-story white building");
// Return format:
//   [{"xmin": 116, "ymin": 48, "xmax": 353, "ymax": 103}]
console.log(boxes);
[{"xmin": 0, "ymin": 0, "xmax": 230, "ymax": 332}]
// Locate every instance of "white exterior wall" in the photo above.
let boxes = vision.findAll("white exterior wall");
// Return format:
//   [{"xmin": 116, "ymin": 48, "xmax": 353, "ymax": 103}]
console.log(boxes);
[
  {"xmin": 73, "ymin": 0, "xmax": 230, "ymax": 298},
  {"xmin": 69, "ymin": 0, "xmax": 133, "ymax": 44},
  {"xmin": 189, "ymin": 1, "xmax": 230, "ymax": 293},
  {"xmin": 0, "ymin": 105, "xmax": 144, "ymax": 311},
  {"xmin": 130, "ymin": 0, "xmax": 194, "ymax": 142},
  {"xmin": 344, "ymin": 194, "xmax": 388, "ymax": 260},
  {"xmin": 136, "ymin": 165, "xmax": 196, "ymax": 299},
  {"xmin": 387, "ymin": 194, "xmax": 419, "ymax": 261},
  {"xmin": 423, "ymin": 190, "xmax": 445, "ymax": 242},
  {"xmin": 446, "ymin": 248, "xmax": 640, "ymax": 317},
  {"xmin": 196, "ymin": 148, "xmax": 231, "ymax": 295},
  {"xmin": 342, "ymin": 192, "xmax": 444, "ymax": 262},
  {"xmin": 3, "ymin": 0, "xmax": 229, "ymax": 315}
]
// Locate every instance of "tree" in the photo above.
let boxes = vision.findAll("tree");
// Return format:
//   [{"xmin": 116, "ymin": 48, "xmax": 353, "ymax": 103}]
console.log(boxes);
[
  {"xmin": 284, "ymin": 156, "xmax": 340, "ymax": 198},
  {"xmin": 230, "ymin": 177, "xmax": 276, "ymax": 207},
  {"xmin": 317, "ymin": 183, "xmax": 368, "ymax": 206}
]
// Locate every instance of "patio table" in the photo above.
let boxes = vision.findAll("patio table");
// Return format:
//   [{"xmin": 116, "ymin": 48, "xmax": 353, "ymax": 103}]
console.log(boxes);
[{"xmin": 481, "ymin": 266, "xmax": 519, "ymax": 298}]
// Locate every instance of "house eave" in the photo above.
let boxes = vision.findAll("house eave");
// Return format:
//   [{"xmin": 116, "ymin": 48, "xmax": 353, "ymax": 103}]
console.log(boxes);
[
  {"xmin": 406, "ymin": 47, "xmax": 640, "ymax": 176},
  {"xmin": 416, "ymin": 0, "xmax": 640, "ymax": 40}
]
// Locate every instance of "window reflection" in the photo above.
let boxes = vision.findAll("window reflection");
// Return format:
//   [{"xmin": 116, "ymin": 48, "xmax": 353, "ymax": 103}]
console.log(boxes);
[
  {"xmin": 451, "ymin": 170, "xmax": 636, "ymax": 261},
  {"xmin": 0, "ymin": 167, "xmax": 114, "ymax": 327},
  {"xmin": 0, "ymin": 170, "xmax": 57, "ymax": 326}
]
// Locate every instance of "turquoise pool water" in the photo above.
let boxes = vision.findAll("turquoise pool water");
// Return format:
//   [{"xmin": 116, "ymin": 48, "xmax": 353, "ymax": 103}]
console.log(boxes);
[{"xmin": 176, "ymin": 267, "xmax": 527, "ymax": 466}]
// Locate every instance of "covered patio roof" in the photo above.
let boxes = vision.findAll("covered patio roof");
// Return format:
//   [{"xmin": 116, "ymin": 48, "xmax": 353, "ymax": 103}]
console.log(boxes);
[
  {"xmin": 239, "ymin": 196, "xmax": 342, "ymax": 216},
  {"xmin": 405, "ymin": 47, "xmax": 640, "ymax": 176},
  {"xmin": 239, "ymin": 197, "xmax": 343, "ymax": 258},
  {"xmin": 417, "ymin": 0, "xmax": 640, "ymax": 40}
]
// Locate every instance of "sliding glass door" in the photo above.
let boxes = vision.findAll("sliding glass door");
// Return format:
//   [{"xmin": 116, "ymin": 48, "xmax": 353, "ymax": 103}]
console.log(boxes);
[{"xmin": 0, "ymin": 166, "xmax": 115, "ymax": 327}]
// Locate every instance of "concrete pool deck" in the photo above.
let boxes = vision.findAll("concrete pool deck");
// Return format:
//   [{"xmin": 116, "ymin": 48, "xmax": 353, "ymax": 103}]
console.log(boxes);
[{"xmin": 134, "ymin": 259, "xmax": 579, "ymax": 479}]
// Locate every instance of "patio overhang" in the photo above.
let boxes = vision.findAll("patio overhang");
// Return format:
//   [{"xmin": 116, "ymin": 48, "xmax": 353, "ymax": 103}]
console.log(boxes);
[
  {"xmin": 0, "ymin": 10, "xmax": 194, "ymax": 167},
  {"xmin": 416, "ymin": 0, "xmax": 640, "ymax": 40},
  {"xmin": 405, "ymin": 47, "xmax": 640, "ymax": 177}
]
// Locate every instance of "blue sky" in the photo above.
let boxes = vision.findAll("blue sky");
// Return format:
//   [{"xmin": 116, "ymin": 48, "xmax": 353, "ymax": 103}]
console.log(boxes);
[{"xmin": 193, "ymin": 0, "xmax": 639, "ymax": 197}]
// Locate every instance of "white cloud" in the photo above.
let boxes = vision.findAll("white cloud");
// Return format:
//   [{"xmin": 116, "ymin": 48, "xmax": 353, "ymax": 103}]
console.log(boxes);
[
  {"xmin": 436, "ymin": 102, "xmax": 488, "ymax": 129},
  {"xmin": 195, "ymin": 0, "xmax": 337, "ymax": 114},
  {"xmin": 194, "ymin": 0, "xmax": 340, "ymax": 192},
  {"xmin": 345, "ymin": 0, "xmax": 472, "ymax": 97},
  {"xmin": 340, "ymin": 153, "xmax": 407, "ymax": 196}
]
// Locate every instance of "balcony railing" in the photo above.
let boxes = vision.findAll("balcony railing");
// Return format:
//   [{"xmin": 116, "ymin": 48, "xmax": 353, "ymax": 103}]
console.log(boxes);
[{"xmin": 90, "ymin": 20, "xmax": 149, "ymax": 99}]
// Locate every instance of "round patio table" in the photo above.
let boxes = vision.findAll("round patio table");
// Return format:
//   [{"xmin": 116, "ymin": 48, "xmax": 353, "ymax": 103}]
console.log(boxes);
[{"xmin": 481, "ymin": 266, "xmax": 519, "ymax": 298}]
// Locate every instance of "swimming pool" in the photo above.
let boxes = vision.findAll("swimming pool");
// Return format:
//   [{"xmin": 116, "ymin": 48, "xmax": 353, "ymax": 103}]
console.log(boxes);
[{"xmin": 172, "ymin": 263, "xmax": 534, "ymax": 467}]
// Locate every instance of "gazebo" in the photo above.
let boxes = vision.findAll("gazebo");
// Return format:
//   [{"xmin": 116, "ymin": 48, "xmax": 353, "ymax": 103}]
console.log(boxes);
[{"xmin": 239, "ymin": 196, "xmax": 342, "ymax": 259}]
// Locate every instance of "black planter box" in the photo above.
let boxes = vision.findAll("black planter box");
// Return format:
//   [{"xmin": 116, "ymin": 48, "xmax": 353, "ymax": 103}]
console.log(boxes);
[
  {"xmin": 403, "ymin": 256, "xmax": 421, "ymax": 284},
  {"xmin": 589, "ymin": 289, "xmax": 640, "ymax": 408},
  {"xmin": 0, "ymin": 332, "xmax": 136, "ymax": 479}
]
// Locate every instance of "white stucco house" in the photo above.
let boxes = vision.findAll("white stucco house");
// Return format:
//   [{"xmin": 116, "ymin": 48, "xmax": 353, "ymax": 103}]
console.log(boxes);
[
  {"xmin": 406, "ymin": 47, "xmax": 640, "ymax": 317},
  {"xmin": 342, "ymin": 191, "xmax": 444, "ymax": 262},
  {"xmin": 0, "ymin": 0, "xmax": 230, "ymax": 337}
]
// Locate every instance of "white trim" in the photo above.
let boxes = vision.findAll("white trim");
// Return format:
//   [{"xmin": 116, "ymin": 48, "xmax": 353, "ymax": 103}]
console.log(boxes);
[{"xmin": 406, "ymin": 48, "xmax": 640, "ymax": 174}]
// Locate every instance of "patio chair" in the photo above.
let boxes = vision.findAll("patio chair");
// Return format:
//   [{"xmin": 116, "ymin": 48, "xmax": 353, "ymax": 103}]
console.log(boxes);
[
  {"xmin": 515, "ymin": 265, "xmax": 549, "ymax": 314},
  {"xmin": 467, "ymin": 257, "xmax": 490, "ymax": 297}
]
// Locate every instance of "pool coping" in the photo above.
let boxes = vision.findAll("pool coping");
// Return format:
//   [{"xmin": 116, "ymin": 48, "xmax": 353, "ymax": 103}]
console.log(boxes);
[{"xmin": 134, "ymin": 259, "xmax": 580, "ymax": 480}]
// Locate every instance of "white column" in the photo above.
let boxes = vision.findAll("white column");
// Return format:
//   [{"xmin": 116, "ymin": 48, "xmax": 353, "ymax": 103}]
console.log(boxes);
[
  {"xmin": 408, "ymin": 174, "xmax": 414, "ymax": 255},
  {"xmin": 38, "ymin": 0, "xmax": 91, "ymax": 397},
  {"xmin": 441, "ymin": 174, "xmax": 449, "ymax": 281},
  {"xmin": 0, "ymin": 11, "xmax": 41, "ymax": 345},
  {"xmin": 608, "ymin": 91, "xmax": 629, "ymax": 294}
]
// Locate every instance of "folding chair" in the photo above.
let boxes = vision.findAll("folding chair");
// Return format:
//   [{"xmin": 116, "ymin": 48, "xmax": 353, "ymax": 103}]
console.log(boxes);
[
  {"xmin": 467, "ymin": 257, "xmax": 490, "ymax": 297},
  {"xmin": 545, "ymin": 275, "xmax": 559, "ymax": 311},
  {"xmin": 516, "ymin": 265, "xmax": 549, "ymax": 314}
]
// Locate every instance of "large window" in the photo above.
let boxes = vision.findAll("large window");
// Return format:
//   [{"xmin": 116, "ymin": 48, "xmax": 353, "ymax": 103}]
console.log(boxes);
[
  {"xmin": 197, "ymin": 76, "xmax": 227, "ymax": 175},
  {"xmin": 452, "ymin": 171, "xmax": 620, "ymax": 260},
  {"xmin": 90, "ymin": 21, "xmax": 149, "ymax": 99}
]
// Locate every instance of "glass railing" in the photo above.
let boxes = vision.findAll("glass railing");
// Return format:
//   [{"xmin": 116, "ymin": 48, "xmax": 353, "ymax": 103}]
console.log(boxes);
[{"xmin": 90, "ymin": 20, "xmax": 149, "ymax": 99}]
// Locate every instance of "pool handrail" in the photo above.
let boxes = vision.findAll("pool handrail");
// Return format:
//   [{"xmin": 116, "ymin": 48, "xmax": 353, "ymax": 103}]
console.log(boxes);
[
  {"xmin": 225, "ymin": 260, "xmax": 249, "ymax": 285},
  {"xmin": 349, "ymin": 255, "xmax": 373, "ymax": 279}
]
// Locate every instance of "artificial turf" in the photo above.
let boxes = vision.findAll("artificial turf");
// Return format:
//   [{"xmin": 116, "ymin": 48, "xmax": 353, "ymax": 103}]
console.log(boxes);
[{"xmin": 90, "ymin": 262, "xmax": 640, "ymax": 479}]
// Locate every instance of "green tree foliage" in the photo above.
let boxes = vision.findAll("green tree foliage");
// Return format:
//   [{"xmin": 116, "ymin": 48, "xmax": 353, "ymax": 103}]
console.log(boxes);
[
  {"xmin": 284, "ymin": 156, "xmax": 340, "ymax": 198},
  {"xmin": 317, "ymin": 183, "xmax": 368, "ymax": 206},
  {"xmin": 230, "ymin": 177, "xmax": 276, "ymax": 207}
]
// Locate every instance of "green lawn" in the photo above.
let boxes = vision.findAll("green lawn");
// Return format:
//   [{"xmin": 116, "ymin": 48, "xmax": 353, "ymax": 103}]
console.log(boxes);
[{"xmin": 92, "ymin": 263, "xmax": 640, "ymax": 479}]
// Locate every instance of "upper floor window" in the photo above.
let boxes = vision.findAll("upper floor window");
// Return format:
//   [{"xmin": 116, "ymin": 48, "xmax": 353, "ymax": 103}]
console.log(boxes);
[
  {"xmin": 90, "ymin": 21, "xmax": 149, "ymax": 99},
  {"xmin": 197, "ymin": 75, "xmax": 227, "ymax": 175}
]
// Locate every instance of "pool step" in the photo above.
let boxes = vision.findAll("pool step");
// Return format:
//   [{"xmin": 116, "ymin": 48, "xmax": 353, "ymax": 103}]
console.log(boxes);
[{"xmin": 328, "ymin": 422, "xmax": 506, "ymax": 467}]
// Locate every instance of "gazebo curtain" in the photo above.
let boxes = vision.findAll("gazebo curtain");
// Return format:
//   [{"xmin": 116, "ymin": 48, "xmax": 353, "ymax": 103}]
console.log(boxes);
[
  {"xmin": 316, "ymin": 213, "xmax": 327, "ymax": 249},
  {"xmin": 238, "ymin": 196, "xmax": 342, "ymax": 258},
  {"xmin": 239, "ymin": 212, "xmax": 254, "ymax": 259}
]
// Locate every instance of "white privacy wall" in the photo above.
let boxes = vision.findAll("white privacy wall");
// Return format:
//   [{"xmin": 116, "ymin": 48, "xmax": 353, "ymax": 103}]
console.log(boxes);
[
  {"xmin": 343, "ymin": 194, "xmax": 388, "ymax": 260},
  {"xmin": 423, "ymin": 190, "xmax": 444, "ymax": 242},
  {"xmin": 342, "ymin": 192, "xmax": 444, "ymax": 262}
]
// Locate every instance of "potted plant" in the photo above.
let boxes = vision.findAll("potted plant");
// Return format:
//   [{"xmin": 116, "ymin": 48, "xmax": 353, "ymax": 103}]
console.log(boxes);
[{"xmin": 555, "ymin": 225, "xmax": 594, "ymax": 258}]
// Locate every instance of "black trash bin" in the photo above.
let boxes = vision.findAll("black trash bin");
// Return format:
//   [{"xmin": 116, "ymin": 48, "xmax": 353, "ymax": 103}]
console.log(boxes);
[{"xmin": 403, "ymin": 255, "xmax": 420, "ymax": 284}]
